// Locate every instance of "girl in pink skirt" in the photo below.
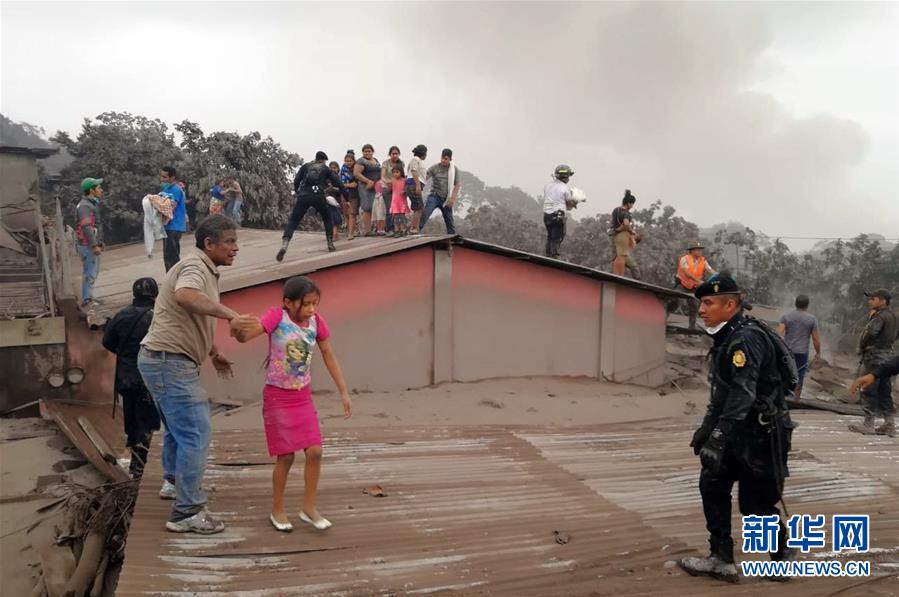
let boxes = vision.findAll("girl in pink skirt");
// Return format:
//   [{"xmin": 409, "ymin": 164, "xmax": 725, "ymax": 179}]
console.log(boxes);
[{"xmin": 231, "ymin": 276, "xmax": 352, "ymax": 532}]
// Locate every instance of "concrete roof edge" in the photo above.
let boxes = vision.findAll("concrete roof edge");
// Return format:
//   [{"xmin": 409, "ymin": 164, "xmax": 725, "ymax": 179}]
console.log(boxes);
[{"xmin": 0, "ymin": 144, "xmax": 60, "ymax": 158}]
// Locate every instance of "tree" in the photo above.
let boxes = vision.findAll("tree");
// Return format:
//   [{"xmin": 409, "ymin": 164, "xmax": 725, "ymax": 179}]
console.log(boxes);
[
  {"xmin": 49, "ymin": 112, "xmax": 182, "ymax": 244},
  {"xmin": 174, "ymin": 121, "xmax": 302, "ymax": 229},
  {"xmin": 454, "ymin": 205, "xmax": 544, "ymax": 254}
]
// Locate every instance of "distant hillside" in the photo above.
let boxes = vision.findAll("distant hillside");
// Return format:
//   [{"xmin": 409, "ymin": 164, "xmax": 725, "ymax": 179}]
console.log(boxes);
[{"xmin": 455, "ymin": 170, "xmax": 544, "ymax": 223}]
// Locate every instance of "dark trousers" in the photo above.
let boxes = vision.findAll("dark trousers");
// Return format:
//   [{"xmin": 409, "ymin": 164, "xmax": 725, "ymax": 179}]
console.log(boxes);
[
  {"xmin": 163, "ymin": 231, "xmax": 183, "ymax": 272},
  {"xmin": 419, "ymin": 193, "xmax": 456, "ymax": 235},
  {"xmin": 543, "ymin": 211, "xmax": 566, "ymax": 258},
  {"xmin": 860, "ymin": 351, "xmax": 896, "ymax": 416},
  {"xmin": 699, "ymin": 434, "xmax": 787, "ymax": 562},
  {"xmin": 283, "ymin": 193, "xmax": 333, "ymax": 243},
  {"xmin": 667, "ymin": 283, "xmax": 699, "ymax": 329},
  {"xmin": 382, "ymin": 187, "xmax": 394, "ymax": 232},
  {"xmin": 119, "ymin": 383, "xmax": 162, "ymax": 478}
]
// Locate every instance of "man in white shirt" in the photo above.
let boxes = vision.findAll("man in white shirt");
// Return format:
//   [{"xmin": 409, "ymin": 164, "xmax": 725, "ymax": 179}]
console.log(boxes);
[{"xmin": 542, "ymin": 164, "xmax": 577, "ymax": 258}]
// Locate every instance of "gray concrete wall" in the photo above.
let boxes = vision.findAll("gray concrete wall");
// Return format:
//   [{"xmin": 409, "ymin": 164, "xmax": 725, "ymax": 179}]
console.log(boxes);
[
  {"xmin": 600, "ymin": 284, "xmax": 667, "ymax": 386},
  {"xmin": 0, "ymin": 153, "xmax": 40, "ymax": 230}
]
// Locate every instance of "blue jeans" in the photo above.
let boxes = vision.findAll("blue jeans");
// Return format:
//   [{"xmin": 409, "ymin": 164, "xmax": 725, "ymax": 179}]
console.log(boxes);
[
  {"xmin": 419, "ymin": 193, "xmax": 456, "ymax": 234},
  {"xmin": 227, "ymin": 198, "xmax": 243, "ymax": 225},
  {"xmin": 77, "ymin": 244, "xmax": 100, "ymax": 304},
  {"xmin": 793, "ymin": 353, "xmax": 809, "ymax": 386},
  {"xmin": 138, "ymin": 348, "xmax": 211, "ymax": 521}
]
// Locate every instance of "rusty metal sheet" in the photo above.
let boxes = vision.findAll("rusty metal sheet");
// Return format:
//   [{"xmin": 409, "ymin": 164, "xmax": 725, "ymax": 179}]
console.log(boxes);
[
  {"xmin": 40, "ymin": 399, "xmax": 129, "ymax": 482},
  {"xmin": 117, "ymin": 415, "xmax": 898, "ymax": 595}
]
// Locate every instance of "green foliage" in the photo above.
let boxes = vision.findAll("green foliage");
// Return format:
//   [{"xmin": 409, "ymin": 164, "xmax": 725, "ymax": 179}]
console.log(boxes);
[
  {"xmin": 49, "ymin": 112, "xmax": 181, "ymax": 244},
  {"xmin": 174, "ymin": 120, "xmax": 302, "ymax": 229}
]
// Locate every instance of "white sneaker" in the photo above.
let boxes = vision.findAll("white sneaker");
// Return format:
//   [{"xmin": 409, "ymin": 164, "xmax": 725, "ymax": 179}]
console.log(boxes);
[{"xmin": 159, "ymin": 479, "xmax": 176, "ymax": 500}]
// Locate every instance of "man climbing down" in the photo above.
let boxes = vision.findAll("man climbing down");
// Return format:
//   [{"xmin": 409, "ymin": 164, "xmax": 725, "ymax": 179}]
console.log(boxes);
[
  {"xmin": 102, "ymin": 278, "xmax": 162, "ymax": 478},
  {"xmin": 278, "ymin": 151, "xmax": 346, "ymax": 261},
  {"xmin": 668, "ymin": 241, "xmax": 716, "ymax": 329}
]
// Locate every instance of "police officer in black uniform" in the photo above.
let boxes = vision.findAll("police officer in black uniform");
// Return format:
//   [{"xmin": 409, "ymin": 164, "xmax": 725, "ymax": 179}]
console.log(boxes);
[
  {"xmin": 278, "ymin": 151, "xmax": 346, "ymax": 260},
  {"xmin": 102, "ymin": 277, "xmax": 161, "ymax": 479},
  {"xmin": 679, "ymin": 273, "xmax": 795, "ymax": 582},
  {"xmin": 849, "ymin": 288, "xmax": 897, "ymax": 436}
]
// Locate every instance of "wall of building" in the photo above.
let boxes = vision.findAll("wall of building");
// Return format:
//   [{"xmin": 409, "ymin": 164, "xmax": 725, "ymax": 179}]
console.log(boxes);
[
  {"xmin": 600, "ymin": 284, "xmax": 667, "ymax": 386},
  {"xmin": 0, "ymin": 153, "xmax": 40, "ymax": 230},
  {"xmin": 206, "ymin": 247, "xmax": 436, "ymax": 400},
  {"xmin": 450, "ymin": 247, "xmax": 603, "ymax": 381},
  {"xmin": 62, "ymin": 243, "xmax": 669, "ymax": 409}
]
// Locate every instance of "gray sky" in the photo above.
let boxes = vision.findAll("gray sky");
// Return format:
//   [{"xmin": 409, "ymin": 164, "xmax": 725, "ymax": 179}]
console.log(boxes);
[{"xmin": 2, "ymin": 1, "xmax": 897, "ymax": 245}]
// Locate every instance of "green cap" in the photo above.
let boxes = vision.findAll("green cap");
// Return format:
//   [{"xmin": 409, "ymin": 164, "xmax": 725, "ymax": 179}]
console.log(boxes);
[{"xmin": 80, "ymin": 178, "xmax": 103, "ymax": 193}]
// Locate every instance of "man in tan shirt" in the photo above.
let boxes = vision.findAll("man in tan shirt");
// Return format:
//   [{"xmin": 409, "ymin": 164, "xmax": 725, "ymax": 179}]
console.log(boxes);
[{"xmin": 138, "ymin": 214, "xmax": 244, "ymax": 534}]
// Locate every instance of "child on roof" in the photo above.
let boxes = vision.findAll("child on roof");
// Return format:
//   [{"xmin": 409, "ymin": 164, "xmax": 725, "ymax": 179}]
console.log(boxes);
[{"xmin": 230, "ymin": 276, "xmax": 352, "ymax": 532}]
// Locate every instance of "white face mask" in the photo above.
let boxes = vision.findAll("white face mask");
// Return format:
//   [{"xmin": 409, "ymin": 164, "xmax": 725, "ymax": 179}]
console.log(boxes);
[{"xmin": 702, "ymin": 320, "xmax": 728, "ymax": 335}]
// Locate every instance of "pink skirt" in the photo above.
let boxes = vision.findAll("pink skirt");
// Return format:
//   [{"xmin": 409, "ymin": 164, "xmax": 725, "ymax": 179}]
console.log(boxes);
[{"xmin": 262, "ymin": 384, "xmax": 322, "ymax": 456}]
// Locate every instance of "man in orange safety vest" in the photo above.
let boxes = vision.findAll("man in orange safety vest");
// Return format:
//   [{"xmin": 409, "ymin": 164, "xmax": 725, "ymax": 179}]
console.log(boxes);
[{"xmin": 671, "ymin": 241, "xmax": 716, "ymax": 329}]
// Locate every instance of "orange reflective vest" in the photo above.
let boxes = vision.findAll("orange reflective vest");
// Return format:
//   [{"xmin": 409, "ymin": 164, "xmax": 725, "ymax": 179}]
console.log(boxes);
[{"xmin": 677, "ymin": 254, "xmax": 706, "ymax": 290}]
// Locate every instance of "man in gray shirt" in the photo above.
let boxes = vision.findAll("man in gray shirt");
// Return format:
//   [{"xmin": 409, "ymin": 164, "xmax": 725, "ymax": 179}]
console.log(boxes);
[
  {"xmin": 777, "ymin": 294, "xmax": 821, "ymax": 400},
  {"xmin": 419, "ymin": 148, "xmax": 461, "ymax": 235}
]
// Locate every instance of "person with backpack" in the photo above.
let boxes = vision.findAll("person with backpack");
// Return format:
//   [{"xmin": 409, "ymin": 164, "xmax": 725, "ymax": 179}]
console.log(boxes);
[
  {"xmin": 278, "ymin": 151, "xmax": 346, "ymax": 260},
  {"xmin": 101, "ymin": 277, "xmax": 162, "ymax": 479},
  {"xmin": 680, "ymin": 273, "xmax": 796, "ymax": 583}
]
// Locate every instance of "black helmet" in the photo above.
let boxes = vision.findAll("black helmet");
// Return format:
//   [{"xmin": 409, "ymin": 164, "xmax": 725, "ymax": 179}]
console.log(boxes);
[
  {"xmin": 554, "ymin": 164, "xmax": 574, "ymax": 179},
  {"xmin": 133, "ymin": 277, "xmax": 159, "ymax": 300}
]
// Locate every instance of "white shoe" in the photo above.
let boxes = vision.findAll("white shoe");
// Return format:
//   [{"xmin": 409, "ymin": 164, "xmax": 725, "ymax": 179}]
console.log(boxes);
[
  {"xmin": 299, "ymin": 511, "xmax": 331, "ymax": 530},
  {"xmin": 269, "ymin": 514, "xmax": 293, "ymax": 532},
  {"xmin": 159, "ymin": 479, "xmax": 176, "ymax": 500}
]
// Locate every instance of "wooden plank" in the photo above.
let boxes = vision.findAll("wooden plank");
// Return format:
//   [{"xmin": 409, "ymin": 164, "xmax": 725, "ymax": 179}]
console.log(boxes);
[
  {"xmin": 0, "ymin": 316, "xmax": 65, "ymax": 347},
  {"xmin": 77, "ymin": 416, "xmax": 117, "ymax": 464},
  {"xmin": 787, "ymin": 396, "xmax": 865, "ymax": 416}
]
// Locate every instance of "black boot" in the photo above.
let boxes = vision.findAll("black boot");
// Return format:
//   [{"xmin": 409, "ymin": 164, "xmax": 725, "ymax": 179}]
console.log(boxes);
[
  {"xmin": 678, "ymin": 554, "xmax": 739, "ymax": 583},
  {"xmin": 276, "ymin": 239, "xmax": 289, "ymax": 262},
  {"xmin": 327, "ymin": 240, "xmax": 336, "ymax": 252}
]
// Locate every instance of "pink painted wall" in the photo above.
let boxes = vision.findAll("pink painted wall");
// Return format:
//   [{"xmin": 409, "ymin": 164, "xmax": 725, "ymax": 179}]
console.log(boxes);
[
  {"xmin": 609, "ymin": 284, "xmax": 667, "ymax": 383},
  {"xmin": 204, "ymin": 248, "xmax": 435, "ymax": 401},
  {"xmin": 450, "ymin": 247, "xmax": 602, "ymax": 381}
]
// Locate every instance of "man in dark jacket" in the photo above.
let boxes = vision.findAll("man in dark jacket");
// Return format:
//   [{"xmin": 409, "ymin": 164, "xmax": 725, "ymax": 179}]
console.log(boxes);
[
  {"xmin": 849, "ymin": 288, "xmax": 897, "ymax": 436},
  {"xmin": 679, "ymin": 274, "xmax": 795, "ymax": 583},
  {"xmin": 277, "ymin": 151, "xmax": 346, "ymax": 260},
  {"xmin": 102, "ymin": 277, "xmax": 161, "ymax": 478}
]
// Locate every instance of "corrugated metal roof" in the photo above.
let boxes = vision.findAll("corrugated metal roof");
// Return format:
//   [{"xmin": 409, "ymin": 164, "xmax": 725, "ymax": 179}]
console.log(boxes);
[
  {"xmin": 117, "ymin": 414, "xmax": 898, "ymax": 595},
  {"xmin": 453, "ymin": 238, "xmax": 690, "ymax": 299},
  {"xmin": 94, "ymin": 231, "xmax": 451, "ymax": 313},
  {"xmin": 95, "ymin": 230, "xmax": 684, "ymax": 319}
]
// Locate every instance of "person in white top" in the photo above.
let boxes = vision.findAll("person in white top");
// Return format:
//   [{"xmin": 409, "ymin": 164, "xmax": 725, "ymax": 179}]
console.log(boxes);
[
  {"xmin": 542, "ymin": 164, "xmax": 577, "ymax": 258},
  {"xmin": 406, "ymin": 144, "xmax": 428, "ymax": 234}
]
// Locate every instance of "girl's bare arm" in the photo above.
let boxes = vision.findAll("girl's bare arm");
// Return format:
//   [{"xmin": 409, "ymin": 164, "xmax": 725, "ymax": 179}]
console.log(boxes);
[{"xmin": 318, "ymin": 339, "xmax": 352, "ymax": 418}]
